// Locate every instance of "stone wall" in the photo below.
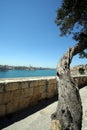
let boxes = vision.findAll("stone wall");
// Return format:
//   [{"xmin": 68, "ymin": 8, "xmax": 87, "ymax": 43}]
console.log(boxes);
[
  {"xmin": 0, "ymin": 77, "xmax": 57, "ymax": 117},
  {"xmin": 73, "ymin": 75, "xmax": 87, "ymax": 88},
  {"xmin": 70, "ymin": 65, "xmax": 87, "ymax": 75},
  {"xmin": 0, "ymin": 76, "xmax": 87, "ymax": 117}
]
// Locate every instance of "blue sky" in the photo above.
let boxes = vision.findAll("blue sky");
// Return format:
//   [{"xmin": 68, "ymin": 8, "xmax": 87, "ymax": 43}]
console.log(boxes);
[{"xmin": 0, "ymin": 0, "xmax": 86, "ymax": 68}]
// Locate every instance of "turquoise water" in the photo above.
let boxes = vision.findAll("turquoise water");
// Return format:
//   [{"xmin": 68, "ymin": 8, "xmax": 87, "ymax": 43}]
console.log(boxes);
[{"xmin": 0, "ymin": 69, "xmax": 56, "ymax": 78}]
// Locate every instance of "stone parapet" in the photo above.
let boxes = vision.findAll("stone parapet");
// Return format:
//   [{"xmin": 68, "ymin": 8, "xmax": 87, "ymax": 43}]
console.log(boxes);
[
  {"xmin": 73, "ymin": 75, "xmax": 87, "ymax": 88},
  {"xmin": 0, "ymin": 77, "xmax": 57, "ymax": 116},
  {"xmin": 0, "ymin": 76, "xmax": 87, "ymax": 117}
]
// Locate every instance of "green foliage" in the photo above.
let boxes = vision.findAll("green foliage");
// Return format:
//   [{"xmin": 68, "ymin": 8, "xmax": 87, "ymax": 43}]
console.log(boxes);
[
  {"xmin": 55, "ymin": 0, "xmax": 87, "ymax": 37},
  {"xmin": 79, "ymin": 67, "xmax": 85, "ymax": 74},
  {"xmin": 55, "ymin": 0, "xmax": 87, "ymax": 58}
]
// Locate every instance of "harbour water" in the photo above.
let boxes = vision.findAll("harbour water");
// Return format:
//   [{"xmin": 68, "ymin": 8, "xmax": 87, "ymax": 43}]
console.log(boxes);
[{"xmin": 0, "ymin": 69, "xmax": 56, "ymax": 78}]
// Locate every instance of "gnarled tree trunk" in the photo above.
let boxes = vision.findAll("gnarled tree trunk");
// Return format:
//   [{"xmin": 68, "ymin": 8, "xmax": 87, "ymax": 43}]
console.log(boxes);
[{"xmin": 51, "ymin": 41, "xmax": 87, "ymax": 130}]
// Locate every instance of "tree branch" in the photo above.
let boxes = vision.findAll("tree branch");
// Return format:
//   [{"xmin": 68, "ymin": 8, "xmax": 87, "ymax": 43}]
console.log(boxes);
[{"xmin": 57, "ymin": 41, "xmax": 87, "ymax": 77}]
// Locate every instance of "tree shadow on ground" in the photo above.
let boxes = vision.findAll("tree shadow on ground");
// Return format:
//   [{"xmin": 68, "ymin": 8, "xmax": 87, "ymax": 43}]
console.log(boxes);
[{"xmin": 0, "ymin": 96, "xmax": 57, "ymax": 129}]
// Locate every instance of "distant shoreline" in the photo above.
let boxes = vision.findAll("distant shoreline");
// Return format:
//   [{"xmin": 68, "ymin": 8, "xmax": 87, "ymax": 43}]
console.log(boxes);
[{"xmin": 0, "ymin": 65, "xmax": 55, "ymax": 71}]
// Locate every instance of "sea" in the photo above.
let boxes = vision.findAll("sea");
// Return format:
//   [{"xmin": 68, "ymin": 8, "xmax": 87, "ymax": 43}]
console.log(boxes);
[{"xmin": 0, "ymin": 69, "xmax": 56, "ymax": 78}]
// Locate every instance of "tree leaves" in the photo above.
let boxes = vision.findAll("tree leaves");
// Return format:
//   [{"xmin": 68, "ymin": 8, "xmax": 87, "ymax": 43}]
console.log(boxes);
[
  {"xmin": 55, "ymin": 0, "xmax": 87, "ymax": 58},
  {"xmin": 55, "ymin": 0, "xmax": 87, "ymax": 37}
]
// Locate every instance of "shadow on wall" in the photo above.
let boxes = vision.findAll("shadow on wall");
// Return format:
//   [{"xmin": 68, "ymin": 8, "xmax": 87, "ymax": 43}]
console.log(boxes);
[{"xmin": 0, "ymin": 95, "xmax": 57, "ymax": 129}]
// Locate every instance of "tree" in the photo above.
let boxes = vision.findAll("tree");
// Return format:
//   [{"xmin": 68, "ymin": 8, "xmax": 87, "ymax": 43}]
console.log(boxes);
[
  {"xmin": 51, "ymin": 0, "xmax": 87, "ymax": 130},
  {"xmin": 79, "ymin": 67, "xmax": 85, "ymax": 74}
]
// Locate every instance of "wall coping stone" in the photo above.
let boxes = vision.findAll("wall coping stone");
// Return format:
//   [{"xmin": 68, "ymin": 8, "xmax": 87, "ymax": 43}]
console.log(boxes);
[
  {"xmin": 0, "ymin": 75, "xmax": 87, "ymax": 83},
  {"xmin": 0, "ymin": 76, "xmax": 56, "ymax": 83}
]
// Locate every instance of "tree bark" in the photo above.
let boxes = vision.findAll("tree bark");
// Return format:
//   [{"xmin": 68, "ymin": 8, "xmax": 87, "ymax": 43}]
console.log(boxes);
[{"xmin": 51, "ymin": 41, "xmax": 87, "ymax": 130}]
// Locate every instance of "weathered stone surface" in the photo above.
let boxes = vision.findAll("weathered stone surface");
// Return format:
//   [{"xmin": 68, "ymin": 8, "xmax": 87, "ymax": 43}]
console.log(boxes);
[
  {"xmin": 0, "ymin": 76, "xmax": 86, "ymax": 117},
  {"xmin": 11, "ymin": 89, "xmax": 21, "ymax": 99},
  {"xmin": 40, "ymin": 93, "xmax": 47, "ymax": 99},
  {"xmin": 38, "ymin": 80, "xmax": 47, "ymax": 86},
  {"xmin": 30, "ymin": 81, "xmax": 38, "ymax": 87},
  {"xmin": 21, "ymin": 88, "xmax": 33, "ymax": 98},
  {"xmin": 0, "ymin": 105, "xmax": 6, "ymax": 116},
  {"xmin": 20, "ymin": 81, "xmax": 29, "ymax": 89},
  {"xmin": 33, "ymin": 87, "xmax": 40, "ymax": 96},
  {"xmin": 48, "ymin": 84, "xmax": 56, "ymax": 92},
  {"xmin": 47, "ymin": 92, "xmax": 54, "ymax": 98},
  {"xmin": 0, "ymin": 92, "xmax": 12, "ymax": 104},
  {"xmin": 47, "ymin": 84, "xmax": 57, "ymax": 98},
  {"xmin": 48, "ymin": 79, "xmax": 57, "ymax": 85},
  {"xmin": 19, "ymin": 97, "xmax": 31, "ymax": 109},
  {"xmin": 6, "ymin": 100, "xmax": 19, "ymax": 114},
  {"xmin": 32, "ymin": 87, "xmax": 41, "ymax": 103},
  {"xmin": 5, "ymin": 82, "xmax": 19, "ymax": 91},
  {"xmin": 70, "ymin": 65, "xmax": 87, "ymax": 76},
  {"xmin": 0, "ymin": 83, "xmax": 5, "ymax": 92},
  {"xmin": 39, "ymin": 85, "xmax": 46, "ymax": 93},
  {"xmin": 73, "ymin": 76, "xmax": 87, "ymax": 88}
]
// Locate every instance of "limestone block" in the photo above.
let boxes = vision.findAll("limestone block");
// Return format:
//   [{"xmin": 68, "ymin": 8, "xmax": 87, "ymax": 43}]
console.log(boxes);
[
  {"xmin": 45, "ymin": 83, "xmax": 57, "ymax": 98},
  {"xmin": 47, "ymin": 84, "xmax": 57, "ymax": 98},
  {"xmin": 11, "ymin": 89, "xmax": 22, "ymax": 99},
  {"xmin": 5, "ymin": 82, "xmax": 19, "ymax": 91},
  {"xmin": 47, "ymin": 92, "xmax": 54, "ymax": 98},
  {"xmin": 74, "ymin": 76, "xmax": 87, "ymax": 87},
  {"xmin": 40, "ymin": 93, "xmax": 47, "ymax": 99},
  {"xmin": 32, "ymin": 87, "xmax": 41, "ymax": 102},
  {"xmin": 48, "ymin": 79, "xmax": 57, "ymax": 85},
  {"xmin": 0, "ymin": 92, "xmax": 12, "ymax": 104},
  {"xmin": 30, "ymin": 81, "xmax": 38, "ymax": 87},
  {"xmin": 39, "ymin": 85, "xmax": 46, "ymax": 93},
  {"xmin": 33, "ymin": 87, "xmax": 40, "ymax": 96},
  {"xmin": 21, "ymin": 88, "xmax": 33, "ymax": 98},
  {"xmin": 0, "ymin": 105, "xmax": 6, "ymax": 116},
  {"xmin": 83, "ymin": 77, "xmax": 87, "ymax": 84},
  {"xmin": 19, "ymin": 97, "xmax": 31, "ymax": 109},
  {"xmin": 20, "ymin": 81, "xmax": 29, "ymax": 89},
  {"xmin": 38, "ymin": 80, "xmax": 47, "ymax": 86},
  {"xmin": 6, "ymin": 99, "xmax": 19, "ymax": 114},
  {"xmin": 0, "ymin": 93, "xmax": 3, "ymax": 104},
  {"xmin": 0, "ymin": 83, "xmax": 5, "ymax": 92},
  {"xmin": 54, "ymin": 89, "xmax": 58, "ymax": 95},
  {"xmin": 48, "ymin": 84, "xmax": 56, "ymax": 92}
]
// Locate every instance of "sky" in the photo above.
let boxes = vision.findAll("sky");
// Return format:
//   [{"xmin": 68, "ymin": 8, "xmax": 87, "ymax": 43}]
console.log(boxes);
[{"xmin": 0, "ymin": 0, "xmax": 86, "ymax": 68}]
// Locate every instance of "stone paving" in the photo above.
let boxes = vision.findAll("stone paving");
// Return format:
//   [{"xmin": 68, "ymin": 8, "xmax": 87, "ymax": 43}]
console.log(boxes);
[
  {"xmin": 2, "ymin": 102, "xmax": 57, "ymax": 130},
  {"xmin": 80, "ymin": 86, "xmax": 87, "ymax": 130},
  {"xmin": 2, "ymin": 86, "xmax": 87, "ymax": 130}
]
